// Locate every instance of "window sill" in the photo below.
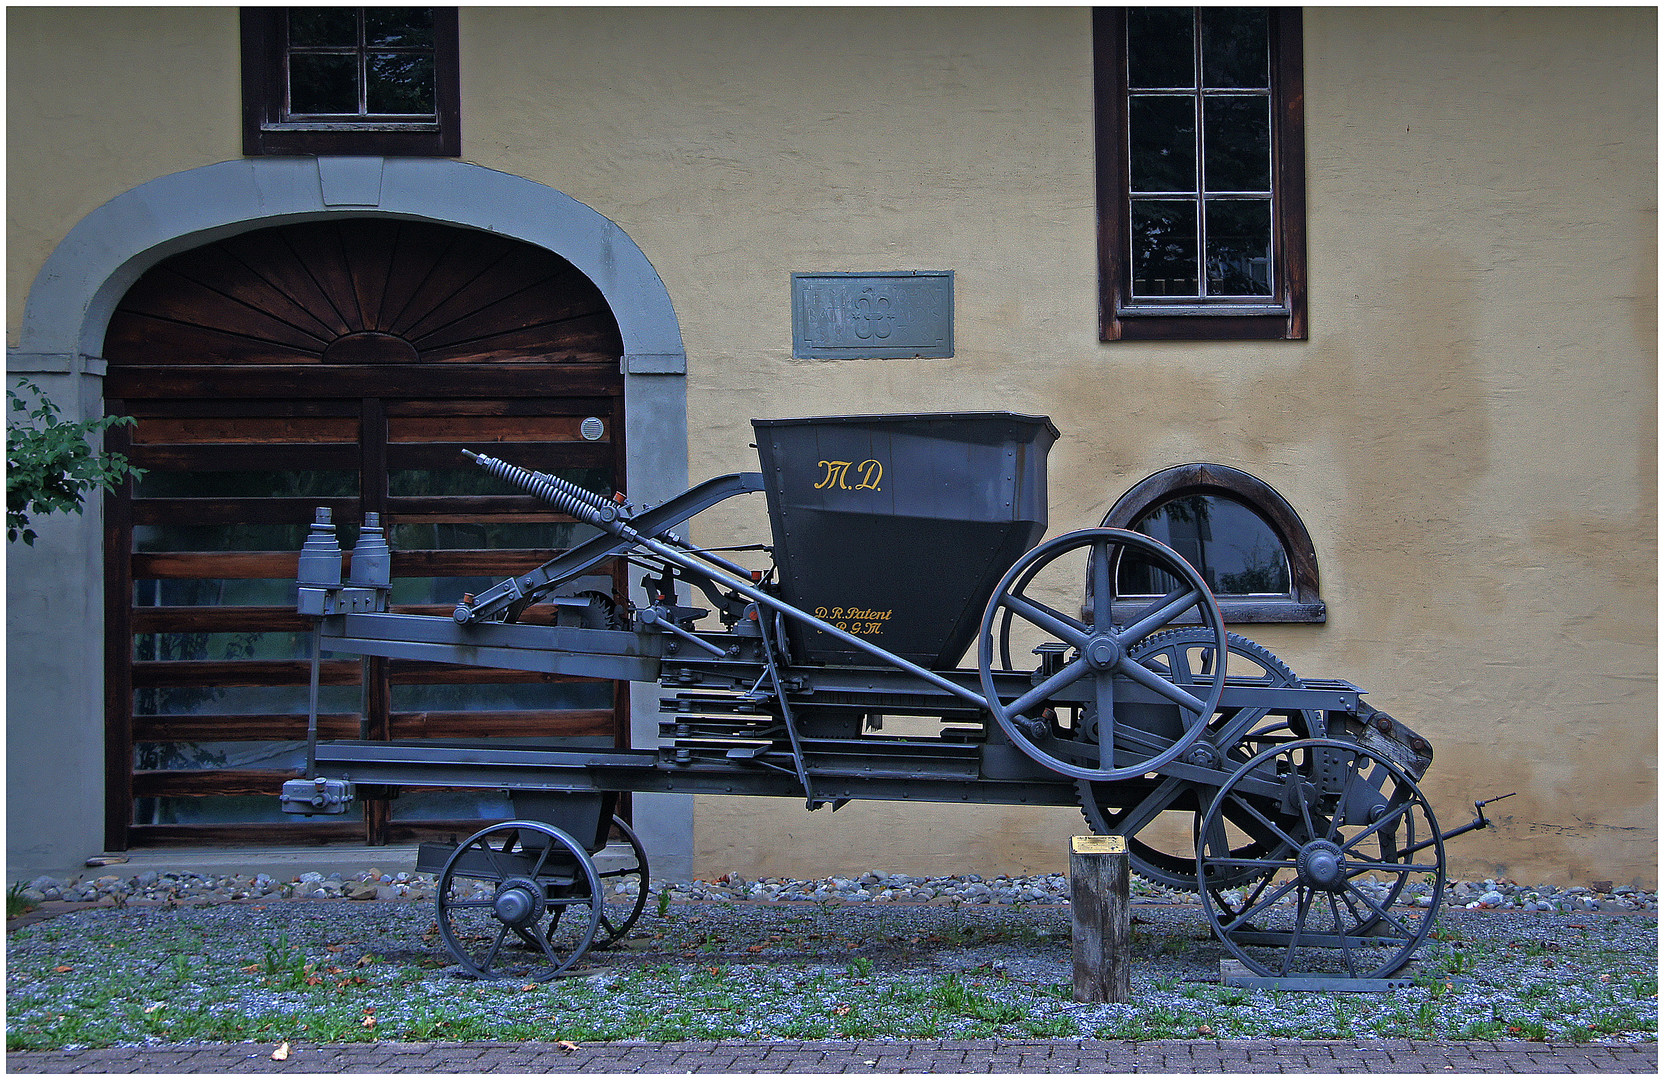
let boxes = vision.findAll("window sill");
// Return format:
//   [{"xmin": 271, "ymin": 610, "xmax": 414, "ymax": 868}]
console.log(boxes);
[{"xmin": 1114, "ymin": 599, "xmax": 1326, "ymax": 625}]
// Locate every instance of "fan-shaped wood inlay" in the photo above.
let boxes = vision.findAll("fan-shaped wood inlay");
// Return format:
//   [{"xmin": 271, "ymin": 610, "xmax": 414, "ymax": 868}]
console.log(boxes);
[{"xmin": 105, "ymin": 218, "xmax": 624, "ymax": 366}]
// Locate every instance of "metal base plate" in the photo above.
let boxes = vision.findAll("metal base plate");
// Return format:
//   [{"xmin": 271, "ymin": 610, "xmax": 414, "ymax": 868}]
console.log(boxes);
[{"xmin": 1219, "ymin": 959, "xmax": 1439, "ymax": 993}]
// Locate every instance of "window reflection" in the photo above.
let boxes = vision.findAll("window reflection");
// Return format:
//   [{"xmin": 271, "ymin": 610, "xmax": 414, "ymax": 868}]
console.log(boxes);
[{"xmin": 1120, "ymin": 494, "xmax": 1291, "ymax": 596}]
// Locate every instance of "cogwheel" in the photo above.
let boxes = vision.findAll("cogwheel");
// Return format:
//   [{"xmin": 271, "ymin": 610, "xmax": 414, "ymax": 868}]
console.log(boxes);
[{"xmin": 1075, "ymin": 628, "xmax": 1320, "ymax": 892}]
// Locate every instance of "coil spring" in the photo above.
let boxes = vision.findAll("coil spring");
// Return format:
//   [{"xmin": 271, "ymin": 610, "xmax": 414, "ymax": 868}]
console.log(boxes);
[{"xmin": 462, "ymin": 450, "xmax": 615, "ymax": 524}]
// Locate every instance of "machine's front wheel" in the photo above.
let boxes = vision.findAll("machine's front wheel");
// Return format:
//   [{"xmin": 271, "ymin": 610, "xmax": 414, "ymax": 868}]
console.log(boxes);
[
  {"xmin": 434, "ymin": 820, "xmax": 604, "ymax": 981},
  {"xmin": 978, "ymin": 528, "xmax": 1228, "ymax": 783},
  {"xmin": 1197, "ymin": 738, "xmax": 1445, "ymax": 980}
]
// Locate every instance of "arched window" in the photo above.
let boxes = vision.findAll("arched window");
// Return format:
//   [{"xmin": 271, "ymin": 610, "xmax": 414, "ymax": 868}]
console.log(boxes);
[{"xmin": 1103, "ymin": 463, "xmax": 1325, "ymax": 623}]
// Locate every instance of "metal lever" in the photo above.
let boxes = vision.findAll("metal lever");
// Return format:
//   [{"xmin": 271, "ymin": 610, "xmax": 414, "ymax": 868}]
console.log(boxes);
[{"xmin": 1401, "ymin": 791, "xmax": 1516, "ymax": 858}]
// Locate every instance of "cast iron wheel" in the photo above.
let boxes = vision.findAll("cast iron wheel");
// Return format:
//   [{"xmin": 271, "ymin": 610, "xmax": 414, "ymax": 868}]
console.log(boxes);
[
  {"xmin": 1196, "ymin": 738, "xmax": 1446, "ymax": 980},
  {"xmin": 977, "ymin": 528, "xmax": 1228, "ymax": 783},
  {"xmin": 593, "ymin": 814, "xmax": 650, "ymax": 949},
  {"xmin": 435, "ymin": 820, "xmax": 604, "ymax": 981},
  {"xmin": 1077, "ymin": 628, "xmax": 1322, "ymax": 892}
]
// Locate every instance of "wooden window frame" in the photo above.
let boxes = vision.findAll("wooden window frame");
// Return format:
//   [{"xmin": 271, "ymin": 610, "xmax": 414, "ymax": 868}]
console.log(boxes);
[
  {"xmin": 1103, "ymin": 463, "xmax": 1326, "ymax": 623},
  {"xmin": 1094, "ymin": 7, "xmax": 1307, "ymax": 341},
  {"xmin": 241, "ymin": 7, "xmax": 460, "ymax": 157}
]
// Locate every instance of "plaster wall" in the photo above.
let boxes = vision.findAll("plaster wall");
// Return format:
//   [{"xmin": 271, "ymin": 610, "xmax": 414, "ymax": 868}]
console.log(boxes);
[{"xmin": 7, "ymin": 7, "xmax": 1655, "ymax": 887}]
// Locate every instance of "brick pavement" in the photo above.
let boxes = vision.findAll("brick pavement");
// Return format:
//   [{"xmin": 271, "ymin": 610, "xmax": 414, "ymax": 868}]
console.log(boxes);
[{"xmin": 8, "ymin": 1038, "xmax": 1657, "ymax": 1073}]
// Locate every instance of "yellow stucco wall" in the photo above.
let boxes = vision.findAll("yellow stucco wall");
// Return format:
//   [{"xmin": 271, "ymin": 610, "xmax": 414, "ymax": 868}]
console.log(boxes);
[{"xmin": 8, "ymin": 7, "xmax": 1655, "ymax": 886}]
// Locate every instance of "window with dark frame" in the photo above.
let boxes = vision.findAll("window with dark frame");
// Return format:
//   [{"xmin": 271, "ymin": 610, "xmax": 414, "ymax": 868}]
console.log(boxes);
[
  {"xmin": 1094, "ymin": 7, "xmax": 1306, "ymax": 341},
  {"xmin": 1102, "ymin": 464, "xmax": 1325, "ymax": 624},
  {"xmin": 241, "ymin": 7, "xmax": 460, "ymax": 157}
]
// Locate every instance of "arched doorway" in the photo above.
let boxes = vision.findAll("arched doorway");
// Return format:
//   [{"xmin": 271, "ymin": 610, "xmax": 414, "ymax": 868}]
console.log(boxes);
[{"xmin": 101, "ymin": 217, "xmax": 628, "ymax": 848}]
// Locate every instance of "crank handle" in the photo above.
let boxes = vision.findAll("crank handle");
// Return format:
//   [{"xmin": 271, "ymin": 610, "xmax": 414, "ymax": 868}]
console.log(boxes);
[{"xmin": 1400, "ymin": 792, "xmax": 1516, "ymax": 858}]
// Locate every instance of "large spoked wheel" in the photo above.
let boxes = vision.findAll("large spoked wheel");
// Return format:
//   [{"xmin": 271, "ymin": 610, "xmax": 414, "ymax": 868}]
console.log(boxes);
[
  {"xmin": 1197, "ymin": 739, "xmax": 1446, "ymax": 980},
  {"xmin": 593, "ymin": 814, "xmax": 650, "ymax": 949},
  {"xmin": 435, "ymin": 820, "xmax": 604, "ymax": 981},
  {"xmin": 978, "ymin": 528, "xmax": 1228, "ymax": 783},
  {"xmin": 1078, "ymin": 629, "xmax": 1322, "ymax": 891}
]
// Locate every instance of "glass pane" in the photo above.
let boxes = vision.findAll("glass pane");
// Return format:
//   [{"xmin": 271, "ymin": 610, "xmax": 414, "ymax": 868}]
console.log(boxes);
[
  {"xmin": 1203, "ymin": 95, "xmax": 1271, "ymax": 192},
  {"xmin": 134, "ymin": 741, "xmax": 307, "ymax": 772},
  {"xmin": 1130, "ymin": 200, "xmax": 1200, "ymax": 298},
  {"xmin": 1201, "ymin": 9, "xmax": 1269, "ymax": 89},
  {"xmin": 135, "ymin": 469, "xmax": 359, "ymax": 499},
  {"xmin": 290, "ymin": 54, "xmax": 359, "ymax": 115},
  {"xmin": 136, "ymin": 578, "xmax": 313, "ymax": 607},
  {"xmin": 134, "ymin": 524, "xmax": 313, "ymax": 553},
  {"xmin": 366, "ymin": 53, "xmax": 435, "ymax": 114},
  {"xmin": 1127, "ymin": 8, "xmax": 1195, "ymax": 89},
  {"xmin": 390, "ymin": 521, "xmax": 598, "ymax": 552},
  {"xmin": 365, "ymin": 8, "xmax": 434, "ymax": 48},
  {"xmin": 390, "ymin": 681, "xmax": 614, "ymax": 712},
  {"xmin": 135, "ymin": 795, "xmax": 320, "ymax": 826},
  {"xmin": 133, "ymin": 631, "xmax": 313, "ymax": 663},
  {"xmin": 389, "ymin": 575, "xmax": 512, "ymax": 606},
  {"xmin": 133, "ymin": 684, "xmax": 362, "ymax": 717},
  {"xmin": 388, "ymin": 466, "xmax": 610, "ymax": 498},
  {"xmin": 1128, "ymin": 96, "xmax": 1197, "ymax": 193},
  {"xmin": 288, "ymin": 8, "xmax": 358, "ymax": 48},
  {"xmin": 1205, "ymin": 200, "xmax": 1273, "ymax": 296},
  {"xmin": 1121, "ymin": 495, "xmax": 1290, "ymax": 596}
]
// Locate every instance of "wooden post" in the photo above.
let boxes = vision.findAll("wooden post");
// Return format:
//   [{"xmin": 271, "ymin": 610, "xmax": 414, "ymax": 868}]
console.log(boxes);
[{"xmin": 1070, "ymin": 834, "xmax": 1130, "ymax": 1003}]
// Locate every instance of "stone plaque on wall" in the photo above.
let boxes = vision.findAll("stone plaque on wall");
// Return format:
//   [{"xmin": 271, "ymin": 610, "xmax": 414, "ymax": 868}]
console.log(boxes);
[{"xmin": 791, "ymin": 271, "xmax": 954, "ymax": 359}]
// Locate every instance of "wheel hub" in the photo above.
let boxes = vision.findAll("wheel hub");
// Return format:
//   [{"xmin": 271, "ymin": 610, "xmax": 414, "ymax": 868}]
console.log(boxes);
[
  {"xmin": 1296, "ymin": 840, "xmax": 1347, "ymax": 892},
  {"xmin": 493, "ymin": 878, "xmax": 546, "ymax": 927},
  {"xmin": 1084, "ymin": 633, "xmax": 1121, "ymax": 670}
]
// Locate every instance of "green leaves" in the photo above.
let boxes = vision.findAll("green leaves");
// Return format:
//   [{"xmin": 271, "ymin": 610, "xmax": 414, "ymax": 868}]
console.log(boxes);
[{"xmin": 7, "ymin": 378, "xmax": 145, "ymax": 545}]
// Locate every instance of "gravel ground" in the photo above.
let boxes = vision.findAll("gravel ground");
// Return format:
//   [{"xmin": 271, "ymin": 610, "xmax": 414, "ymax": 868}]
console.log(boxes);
[{"xmin": 7, "ymin": 873, "xmax": 1657, "ymax": 1050}]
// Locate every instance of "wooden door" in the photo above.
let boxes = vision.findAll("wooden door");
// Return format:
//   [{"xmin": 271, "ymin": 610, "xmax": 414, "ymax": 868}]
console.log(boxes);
[{"xmin": 102, "ymin": 218, "xmax": 627, "ymax": 849}]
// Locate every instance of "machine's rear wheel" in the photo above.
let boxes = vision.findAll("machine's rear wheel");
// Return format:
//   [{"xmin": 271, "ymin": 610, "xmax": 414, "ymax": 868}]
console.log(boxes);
[
  {"xmin": 1077, "ymin": 629, "xmax": 1321, "ymax": 891},
  {"xmin": 435, "ymin": 820, "xmax": 604, "ymax": 981},
  {"xmin": 978, "ymin": 528, "xmax": 1228, "ymax": 783},
  {"xmin": 1197, "ymin": 739, "xmax": 1445, "ymax": 980},
  {"xmin": 593, "ymin": 814, "xmax": 650, "ymax": 949}
]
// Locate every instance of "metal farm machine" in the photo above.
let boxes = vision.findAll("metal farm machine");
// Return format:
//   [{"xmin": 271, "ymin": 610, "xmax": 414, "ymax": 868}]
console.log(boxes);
[{"xmin": 283, "ymin": 413, "xmax": 1491, "ymax": 987}]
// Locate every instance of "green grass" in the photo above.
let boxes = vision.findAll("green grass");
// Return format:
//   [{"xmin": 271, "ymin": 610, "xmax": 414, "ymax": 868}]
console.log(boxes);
[{"xmin": 6, "ymin": 903, "xmax": 1657, "ymax": 1050}]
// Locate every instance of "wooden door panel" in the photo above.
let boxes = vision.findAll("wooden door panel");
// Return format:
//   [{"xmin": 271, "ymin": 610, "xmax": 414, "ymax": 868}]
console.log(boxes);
[{"xmin": 104, "ymin": 218, "xmax": 626, "ymax": 849}]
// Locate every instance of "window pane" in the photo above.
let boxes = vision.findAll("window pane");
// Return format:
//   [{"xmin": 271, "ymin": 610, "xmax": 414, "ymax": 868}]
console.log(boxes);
[
  {"xmin": 1130, "ymin": 200, "xmax": 1199, "ymax": 298},
  {"xmin": 1127, "ymin": 8, "xmax": 1195, "ymax": 89},
  {"xmin": 1122, "ymin": 494, "xmax": 1290, "ymax": 596},
  {"xmin": 1128, "ymin": 96, "xmax": 1197, "ymax": 193},
  {"xmin": 388, "ymin": 466, "xmax": 609, "ymax": 497},
  {"xmin": 135, "ymin": 469, "xmax": 359, "ymax": 499},
  {"xmin": 134, "ymin": 684, "xmax": 361, "ymax": 717},
  {"xmin": 1205, "ymin": 200, "xmax": 1273, "ymax": 296},
  {"xmin": 288, "ymin": 9, "xmax": 358, "ymax": 48},
  {"xmin": 135, "ymin": 579, "xmax": 305, "ymax": 607},
  {"xmin": 1201, "ymin": 9, "xmax": 1269, "ymax": 90},
  {"xmin": 1203, "ymin": 96, "xmax": 1270, "ymax": 193},
  {"xmin": 365, "ymin": 8, "xmax": 434, "ymax": 48},
  {"xmin": 134, "ymin": 631, "xmax": 313, "ymax": 663},
  {"xmin": 134, "ymin": 524, "xmax": 312, "ymax": 553},
  {"xmin": 367, "ymin": 53, "xmax": 435, "ymax": 115},
  {"xmin": 390, "ymin": 521, "xmax": 598, "ymax": 551},
  {"xmin": 290, "ymin": 53, "xmax": 360, "ymax": 115}
]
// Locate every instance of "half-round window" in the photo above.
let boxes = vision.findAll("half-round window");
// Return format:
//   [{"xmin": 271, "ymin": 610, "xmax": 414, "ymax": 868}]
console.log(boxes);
[{"xmin": 1103, "ymin": 464, "xmax": 1325, "ymax": 623}]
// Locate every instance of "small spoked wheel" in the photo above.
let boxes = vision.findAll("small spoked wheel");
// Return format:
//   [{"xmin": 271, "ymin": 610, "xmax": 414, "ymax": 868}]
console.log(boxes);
[
  {"xmin": 435, "ymin": 820, "xmax": 604, "ymax": 981},
  {"xmin": 1197, "ymin": 738, "xmax": 1446, "ymax": 980},
  {"xmin": 978, "ymin": 528, "xmax": 1228, "ymax": 782},
  {"xmin": 593, "ymin": 814, "xmax": 650, "ymax": 949}
]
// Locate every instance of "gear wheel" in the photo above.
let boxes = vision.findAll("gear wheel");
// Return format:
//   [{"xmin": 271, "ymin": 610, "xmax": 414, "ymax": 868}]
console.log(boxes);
[{"xmin": 1076, "ymin": 628, "xmax": 1322, "ymax": 892}]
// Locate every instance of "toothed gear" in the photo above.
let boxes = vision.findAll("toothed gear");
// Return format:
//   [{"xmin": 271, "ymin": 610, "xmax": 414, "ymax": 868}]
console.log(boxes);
[{"xmin": 1076, "ymin": 628, "xmax": 1322, "ymax": 892}]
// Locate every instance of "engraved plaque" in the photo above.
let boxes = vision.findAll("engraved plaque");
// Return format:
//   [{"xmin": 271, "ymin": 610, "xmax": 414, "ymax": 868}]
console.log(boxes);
[
  {"xmin": 791, "ymin": 271, "xmax": 954, "ymax": 359},
  {"xmin": 1071, "ymin": 834, "xmax": 1127, "ymax": 854}
]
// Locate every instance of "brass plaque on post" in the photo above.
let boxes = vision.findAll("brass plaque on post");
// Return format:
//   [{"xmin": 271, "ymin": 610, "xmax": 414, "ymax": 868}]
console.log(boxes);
[{"xmin": 1071, "ymin": 834, "xmax": 1127, "ymax": 854}]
